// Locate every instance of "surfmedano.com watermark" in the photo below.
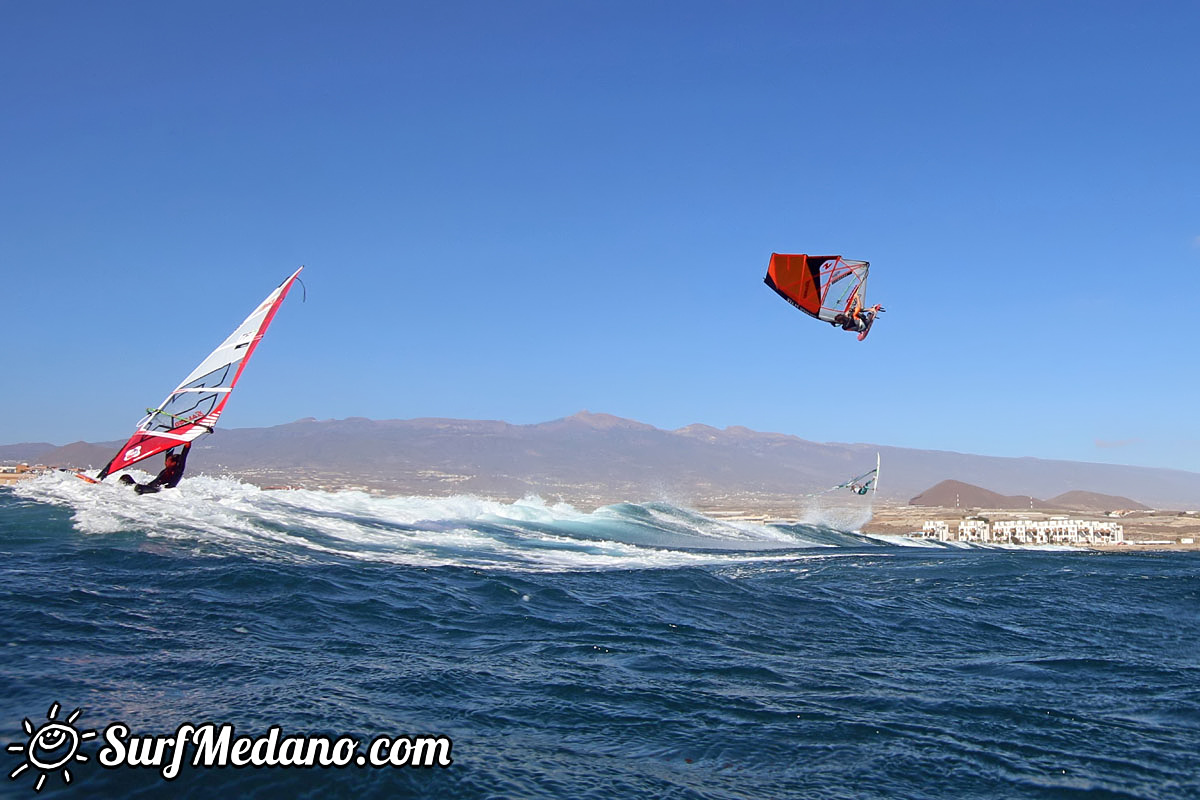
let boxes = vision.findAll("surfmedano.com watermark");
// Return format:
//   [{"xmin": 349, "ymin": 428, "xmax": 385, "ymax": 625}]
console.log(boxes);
[{"xmin": 7, "ymin": 703, "xmax": 452, "ymax": 792}]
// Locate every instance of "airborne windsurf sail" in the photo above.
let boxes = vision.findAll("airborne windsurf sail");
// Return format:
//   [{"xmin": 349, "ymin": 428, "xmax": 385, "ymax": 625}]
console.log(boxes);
[
  {"xmin": 841, "ymin": 453, "xmax": 881, "ymax": 496},
  {"xmin": 764, "ymin": 253, "xmax": 870, "ymax": 324},
  {"xmin": 803, "ymin": 455, "xmax": 881, "ymax": 498},
  {"xmin": 94, "ymin": 268, "xmax": 303, "ymax": 481}
]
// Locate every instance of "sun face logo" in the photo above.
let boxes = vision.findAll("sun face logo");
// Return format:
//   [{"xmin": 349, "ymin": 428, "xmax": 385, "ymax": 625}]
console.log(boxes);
[{"xmin": 6, "ymin": 703, "xmax": 96, "ymax": 792}]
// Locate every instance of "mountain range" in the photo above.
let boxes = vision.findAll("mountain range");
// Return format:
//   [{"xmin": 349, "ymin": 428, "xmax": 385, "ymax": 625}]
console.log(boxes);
[{"xmin": 3, "ymin": 411, "xmax": 1197, "ymax": 511}]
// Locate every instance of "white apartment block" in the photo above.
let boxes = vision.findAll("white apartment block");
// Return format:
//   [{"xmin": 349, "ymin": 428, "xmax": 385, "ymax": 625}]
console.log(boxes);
[
  {"xmin": 921, "ymin": 520, "xmax": 952, "ymax": 541},
  {"xmin": 915, "ymin": 516, "xmax": 1124, "ymax": 545},
  {"xmin": 958, "ymin": 518, "xmax": 989, "ymax": 543}
]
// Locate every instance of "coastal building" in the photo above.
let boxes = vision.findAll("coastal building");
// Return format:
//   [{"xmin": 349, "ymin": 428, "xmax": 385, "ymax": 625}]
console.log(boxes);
[
  {"xmin": 921, "ymin": 520, "xmax": 951, "ymax": 541},
  {"xmin": 915, "ymin": 515, "xmax": 1124, "ymax": 545},
  {"xmin": 958, "ymin": 518, "xmax": 989, "ymax": 543}
]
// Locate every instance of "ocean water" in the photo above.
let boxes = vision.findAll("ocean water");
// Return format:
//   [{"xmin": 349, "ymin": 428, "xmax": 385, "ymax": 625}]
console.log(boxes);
[{"xmin": 2, "ymin": 473, "xmax": 1198, "ymax": 799}]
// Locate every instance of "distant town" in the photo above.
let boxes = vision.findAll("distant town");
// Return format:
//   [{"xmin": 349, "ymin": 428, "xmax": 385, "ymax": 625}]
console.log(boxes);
[{"xmin": 0, "ymin": 463, "xmax": 51, "ymax": 485}]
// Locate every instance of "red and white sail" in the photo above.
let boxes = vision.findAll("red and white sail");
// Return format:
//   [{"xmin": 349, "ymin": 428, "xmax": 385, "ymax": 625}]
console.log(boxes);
[{"xmin": 96, "ymin": 267, "xmax": 303, "ymax": 480}]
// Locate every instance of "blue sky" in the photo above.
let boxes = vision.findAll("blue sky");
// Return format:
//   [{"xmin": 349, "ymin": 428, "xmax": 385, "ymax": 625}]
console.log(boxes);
[{"xmin": 3, "ymin": 1, "xmax": 1198, "ymax": 472}]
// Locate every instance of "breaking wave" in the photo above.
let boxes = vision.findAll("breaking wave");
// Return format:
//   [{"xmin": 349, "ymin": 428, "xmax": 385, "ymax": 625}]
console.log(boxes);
[{"xmin": 11, "ymin": 471, "xmax": 908, "ymax": 571}]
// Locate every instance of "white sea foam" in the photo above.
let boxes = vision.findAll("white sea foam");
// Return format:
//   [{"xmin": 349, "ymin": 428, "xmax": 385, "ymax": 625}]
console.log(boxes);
[
  {"xmin": 863, "ymin": 533, "xmax": 947, "ymax": 548},
  {"xmin": 796, "ymin": 493, "xmax": 875, "ymax": 532},
  {"xmin": 13, "ymin": 471, "xmax": 853, "ymax": 572}
]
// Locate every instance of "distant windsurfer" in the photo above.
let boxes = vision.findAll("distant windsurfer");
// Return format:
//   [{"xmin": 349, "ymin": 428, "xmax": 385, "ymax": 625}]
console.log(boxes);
[
  {"xmin": 832, "ymin": 293, "xmax": 885, "ymax": 341},
  {"xmin": 118, "ymin": 444, "xmax": 191, "ymax": 494}
]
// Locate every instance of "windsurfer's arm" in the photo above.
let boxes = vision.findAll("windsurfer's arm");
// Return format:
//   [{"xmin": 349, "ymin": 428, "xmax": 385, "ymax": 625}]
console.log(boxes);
[
  {"xmin": 141, "ymin": 471, "xmax": 170, "ymax": 492},
  {"xmin": 163, "ymin": 444, "xmax": 190, "ymax": 488}
]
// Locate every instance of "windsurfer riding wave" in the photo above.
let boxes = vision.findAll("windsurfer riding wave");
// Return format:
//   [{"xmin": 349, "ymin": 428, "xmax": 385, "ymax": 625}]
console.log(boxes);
[{"xmin": 118, "ymin": 444, "xmax": 190, "ymax": 494}]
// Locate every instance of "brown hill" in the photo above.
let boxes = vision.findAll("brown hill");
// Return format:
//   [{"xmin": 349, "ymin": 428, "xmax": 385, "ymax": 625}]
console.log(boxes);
[
  {"xmin": 0, "ymin": 442, "xmax": 58, "ymax": 464},
  {"xmin": 909, "ymin": 480, "xmax": 1054, "ymax": 510},
  {"xmin": 1043, "ymin": 490, "xmax": 1149, "ymax": 513},
  {"xmin": 910, "ymin": 480, "xmax": 1150, "ymax": 513},
  {"xmin": 42, "ymin": 441, "xmax": 123, "ymax": 470}
]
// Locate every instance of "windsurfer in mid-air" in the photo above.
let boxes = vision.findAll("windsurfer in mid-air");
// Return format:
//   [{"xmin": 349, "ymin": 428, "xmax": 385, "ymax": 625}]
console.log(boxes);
[
  {"xmin": 832, "ymin": 292, "xmax": 885, "ymax": 341},
  {"xmin": 118, "ymin": 444, "xmax": 191, "ymax": 494},
  {"xmin": 764, "ymin": 253, "xmax": 885, "ymax": 341}
]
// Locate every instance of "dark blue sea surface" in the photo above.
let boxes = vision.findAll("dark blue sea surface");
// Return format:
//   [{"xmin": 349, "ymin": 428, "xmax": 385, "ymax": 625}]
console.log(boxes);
[{"xmin": 1, "ymin": 474, "xmax": 1198, "ymax": 799}]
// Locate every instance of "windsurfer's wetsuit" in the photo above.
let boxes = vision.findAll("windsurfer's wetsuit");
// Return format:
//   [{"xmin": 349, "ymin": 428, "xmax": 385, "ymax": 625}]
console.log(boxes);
[
  {"xmin": 832, "ymin": 309, "xmax": 874, "ymax": 334},
  {"xmin": 832, "ymin": 304, "xmax": 884, "ymax": 340},
  {"xmin": 121, "ymin": 444, "xmax": 190, "ymax": 494}
]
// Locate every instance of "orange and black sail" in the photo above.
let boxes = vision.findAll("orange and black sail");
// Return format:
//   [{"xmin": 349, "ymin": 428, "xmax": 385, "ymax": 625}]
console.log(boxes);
[{"xmin": 764, "ymin": 253, "xmax": 870, "ymax": 324}]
